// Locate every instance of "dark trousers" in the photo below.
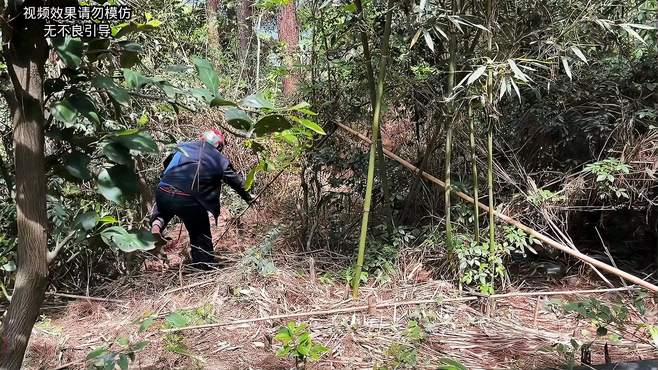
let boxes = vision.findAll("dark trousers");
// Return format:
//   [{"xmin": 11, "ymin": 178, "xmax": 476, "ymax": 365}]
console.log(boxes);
[{"xmin": 152, "ymin": 187, "xmax": 215, "ymax": 267}]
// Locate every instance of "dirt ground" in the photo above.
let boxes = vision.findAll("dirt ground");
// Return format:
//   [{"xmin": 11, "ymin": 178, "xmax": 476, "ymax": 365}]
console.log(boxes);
[{"xmin": 22, "ymin": 250, "xmax": 658, "ymax": 370}]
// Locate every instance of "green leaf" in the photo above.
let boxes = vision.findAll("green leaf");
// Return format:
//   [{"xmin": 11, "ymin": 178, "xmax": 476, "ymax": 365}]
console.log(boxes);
[
  {"xmin": 193, "ymin": 58, "xmax": 220, "ymax": 93},
  {"xmin": 99, "ymin": 215, "xmax": 117, "ymax": 224},
  {"xmin": 437, "ymin": 358, "xmax": 468, "ymax": 370},
  {"xmin": 101, "ymin": 226, "xmax": 155, "ymax": 252},
  {"xmin": 290, "ymin": 116, "xmax": 325, "ymax": 135},
  {"xmin": 508, "ymin": 59, "xmax": 529, "ymax": 82},
  {"xmin": 467, "ymin": 65, "xmax": 487, "ymax": 85},
  {"xmin": 245, "ymin": 162, "xmax": 264, "ymax": 190},
  {"xmin": 122, "ymin": 68, "xmax": 151, "ymax": 89},
  {"xmin": 116, "ymin": 336, "xmax": 130, "ymax": 346},
  {"xmin": 132, "ymin": 340, "xmax": 149, "ymax": 351},
  {"xmin": 423, "ymin": 30, "xmax": 434, "ymax": 52},
  {"xmin": 53, "ymin": 37, "xmax": 84, "ymax": 68},
  {"xmin": 209, "ymin": 96, "xmax": 237, "ymax": 107},
  {"xmin": 224, "ymin": 108, "xmax": 253, "ymax": 131},
  {"xmin": 86, "ymin": 346, "xmax": 108, "ymax": 360},
  {"xmin": 115, "ymin": 131, "xmax": 158, "ymax": 153},
  {"xmin": 68, "ymin": 94, "xmax": 100, "ymax": 124},
  {"xmin": 165, "ymin": 312, "xmax": 189, "ymax": 328},
  {"xmin": 240, "ymin": 93, "xmax": 274, "ymax": 109},
  {"xmin": 97, "ymin": 165, "xmax": 140, "ymax": 203},
  {"xmin": 253, "ymin": 115, "xmax": 292, "ymax": 136},
  {"xmin": 63, "ymin": 152, "xmax": 92, "ymax": 180},
  {"xmin": 1, "ymin": 261, "xmax": 16, "ymax": 272},
  {"xmin": 118, "ymin": 354, "xmax": 129, "ymax": 370},
  {"xmin": 51, "ymin": 100, "xmax": 77, "ymax": 124},
  {"xmin": 570, "ymin": 46, "xmax": 588, "ymax": 64},
  {"xmin": 103, "ymin": 142, "xmax": 132, "ymax": 165},
  {"xmin": 191, "ymin": 88, "xmax": 214, "ymax": 103},
  {"xmin": 93, "ymin": 76, "xmax": 130, "ymax": 106},
  {"xmin": 139, "ymin": 318, "xmax": 155, "ymax": 333},
  {"xmin": 74, "ymin": 211, "xmax": 98, "ymax": 231}
]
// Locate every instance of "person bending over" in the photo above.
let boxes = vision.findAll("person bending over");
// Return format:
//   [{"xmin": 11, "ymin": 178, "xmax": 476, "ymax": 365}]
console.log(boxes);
[{"xmin": 150, "ymin": 129, "xmax": 253, "ymax": 269}]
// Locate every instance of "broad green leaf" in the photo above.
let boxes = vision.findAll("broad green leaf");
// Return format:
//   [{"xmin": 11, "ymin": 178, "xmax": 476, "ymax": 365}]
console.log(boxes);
[
  {"xmin": 86, "ymin": 346, "xmax": 108, "ymax": 360},
  {"xmin": 193, "ymin": 57, "xmax": 220, "ymax": 93},
  {"xmin": 621, "ymin": 23, "xmax": 656, "ymax": 30},
  {"xmin": 93, "ymin": 76, "xmax": 130, "ymax": 106},
  {"xmin": 118, "ymin": 354, "xmax": 129, "ymax": 370},
  {"xmin": 254, "ymin": 115, "xmax": 292, "ymax": 136},
  {"xmin": 225, "ymin": 107, "xmax": 253, "ymax": 131},
  {"xmin": 101, "ymin": 226, "xmax": 155, "ymax": 252},
  {"xmin": 561, "ymin": 56, "xmax": 573, "ymax": 80},
  {"xmin": 53, "ymin": 37, "xmax": 84, "ymax": 68},
  {"xmin": 74, "ymin": 210, "xmax": 98, "ymax": 231},
  {"xmin": 97, "ymin": 165, "xmax": 140, "ymax": 203},
  {"xmin": 139, "ymin": 318, "xmax": 155, "ymax": 333},
  {"xmin": 510, "ymin": 77, "xmax": 521, "ymax": 102},
  {"xmin": 570, "ymin": 46, "xmax": 588, "ymax": 64},
  {"xmin": 115, "ymin": 131, "xmax": 158, "ymax": 153},
  {"xmin": 99, "ymin": 215, "xmax": 118, "ymax": 224},
  {"xmin": 116, "ymin": 336, "xmax": 130, "ymax": 346},
  {"xmin": 51, "ymin": 100, "xmax": 77, "ymax": 123},
  {"xmin": 68, "ymin": 94, "xmax": 100, "ymax": 124},
  {"xmin": 190, "ymin": 88, "xmax": 214, "ymax": 103},
  {"xmin": 245, "ymin": 161, "xmax": 264, "ymax": 190},
  {"xmin": 209, "ymin": 96, "xmax": 237, "ymax": 107},
  {"xmin": 103, "ymin": 142, "xmax": 132, "ymax": 165},
  {"xmin": 63, "ymin": 152, "xmax": 92, "ymax": 180},
  {"xmin": 122, "ymin": 68, "xmax": 151, "ymax": 89},
  {"xmin": 240, "ymin": 93, "xmax": 274, "ymax": 109},
  {"xmin": 132, "ymin": 341, "xmax": 149, "ymax": 351},
  {"xmin": 165, "ymin": 312, "xmax": 189, "ymax": 328},
  {"xmin": 290, "ymin": 116, "xmax": 325, "ymax": 135},
  {"xmin": 437, "ymin": 358, "xmax": 468, "ymax": 370}
]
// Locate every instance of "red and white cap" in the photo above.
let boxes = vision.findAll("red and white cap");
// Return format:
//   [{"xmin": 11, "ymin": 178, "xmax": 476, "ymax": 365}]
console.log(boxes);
[{"xmin": 200, "ymin": 128, "xmax": 225, "ymax": 148}]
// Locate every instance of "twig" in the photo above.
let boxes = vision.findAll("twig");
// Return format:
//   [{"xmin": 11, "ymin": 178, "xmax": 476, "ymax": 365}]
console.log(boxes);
[{"xmin": 160, "ymin": 280, "xmax": 214, "ymax": 296}]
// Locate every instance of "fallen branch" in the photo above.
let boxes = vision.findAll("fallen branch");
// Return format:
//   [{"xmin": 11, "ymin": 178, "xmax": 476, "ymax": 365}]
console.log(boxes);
[
  {"xmin": 160, "ymin": 286, "xmax": 635, "ymax": 333},
  {"xmin": 48, "ymin": 292, "xmax": 124, "ymax": 304},
  {"xmin": 336, "ymin": 122, "xmax": 658, "ymax": 294}
]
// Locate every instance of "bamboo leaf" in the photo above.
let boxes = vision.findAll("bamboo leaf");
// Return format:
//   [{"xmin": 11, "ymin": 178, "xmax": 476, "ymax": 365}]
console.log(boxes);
[
  {"xmin": 510, "ymin": 77, "xmax": 521, "ymax": 102},
  {"xmin": 434, "ymin": 25, "xmax": 449, "ymax": 40},
  {"xmin": 561, "ymin": 56, "xmax": 573, "ymax": 80},
  {"xmin": 507, "ymin": 59, "xmax": 529, "ymax": 82},
  {"xmin": 570, "ymin": 46, "xmax": 588, "ymax": 64},
  {"xmin": 423, "ymin": 30, "xmax": 435, "ymax": 52},
  {"xmin": 447, "ymin": 16, "xmax": 464, "ymax": 33},
  {"xmin": 419, "ymin": 0, "xmax": 427, "ymax": 11},
  {"xmin": 620, "ymin": 24, "xmax": 647, "ymax": 44},
  {"xmin": 621, "ymin": 23, "xmax": 657, "ymax": 30},
  {"xmin": 467, "ymin": 65, "xmax": 487, "ymax": 85},
  {"xmin": 410, "ymin": 29, "xmax": 422, "ymax": 48},
  {"xmin": 499, "ymin": 77, "xmax": 507, "ymax": 100}
]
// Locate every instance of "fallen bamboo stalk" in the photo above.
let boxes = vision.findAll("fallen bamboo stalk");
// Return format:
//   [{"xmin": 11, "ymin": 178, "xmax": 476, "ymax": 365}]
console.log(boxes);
[
  {"xmin": 48, "ymin": 292, "xmax": 124, "ymax": 304},
  {"xmin": 160, "ymin": 286, "xmax": 634, "ymax": 333},
  {"xmin": 336, "ymin": 122, "xmax": 658, "ymax": 293}
]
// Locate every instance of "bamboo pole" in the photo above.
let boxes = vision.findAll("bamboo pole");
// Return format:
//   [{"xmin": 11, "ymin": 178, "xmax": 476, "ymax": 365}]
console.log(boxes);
[
  {"xmin": 352, "ymin": 0, "xmax": 394, "ymax": 299},
  {"xmin": 336, "ymin": 122, "xmax": 658, "ymax": 293}
]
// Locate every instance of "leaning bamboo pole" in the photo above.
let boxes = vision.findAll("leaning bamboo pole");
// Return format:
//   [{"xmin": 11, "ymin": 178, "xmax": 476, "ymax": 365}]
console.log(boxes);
[{"xmin": 336, "ymin": 122, "xmax": 658, "ymax": 293}]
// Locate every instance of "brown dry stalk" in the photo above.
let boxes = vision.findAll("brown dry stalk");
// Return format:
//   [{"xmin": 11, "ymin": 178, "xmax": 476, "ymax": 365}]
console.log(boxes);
[
  {"xmin": 336, "ymin": 122, "xmax": 658, "ymax": 293},
  {"xmin": 160, "ymin": 286, "xmax": 635, "ymax": 333}
]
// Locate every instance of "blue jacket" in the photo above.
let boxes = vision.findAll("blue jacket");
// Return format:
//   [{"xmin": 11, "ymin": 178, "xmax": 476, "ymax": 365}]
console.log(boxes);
[{"xmin": 159, "ymin": 141, "xmax": 251, "ymax": 219}]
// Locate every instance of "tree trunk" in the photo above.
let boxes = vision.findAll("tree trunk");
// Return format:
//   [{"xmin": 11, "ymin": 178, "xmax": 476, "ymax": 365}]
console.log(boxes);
[
  {"xmin": 278, "ymin": 0, "xmax": 300, "ymax": 97},
  {"xmin": 236, "ymin": 0, "xmax": 253, "ymax": 62},
  {"xmin": 207, "ymin": 0, "xmax": 221, "ymax": 50},
  {"xmin": 0, "ymin": 2, "xmax": 50, "ymax": 368}
]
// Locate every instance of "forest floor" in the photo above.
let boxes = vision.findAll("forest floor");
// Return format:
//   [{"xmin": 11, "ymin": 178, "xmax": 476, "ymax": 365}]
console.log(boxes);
[{"xmin": 21, "ymin": 211, "xmax": 658, "ymax": 370}]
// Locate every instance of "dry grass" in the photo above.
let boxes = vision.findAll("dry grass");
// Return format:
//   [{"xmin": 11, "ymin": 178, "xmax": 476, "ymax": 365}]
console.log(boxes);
[{"xmin": 22, "ymin": 248, "xmax": 658, "ymax": 370}]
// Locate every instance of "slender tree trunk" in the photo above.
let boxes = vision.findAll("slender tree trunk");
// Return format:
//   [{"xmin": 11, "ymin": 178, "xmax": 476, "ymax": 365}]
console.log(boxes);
[
  {"xmin": 486, "ymin": 0, "xmax": 496, "ymax": 254},
  {"xmin": 352, "ymin": 0, "xmax": 393, "ymax": 299},
  {"xmin": 206, "ymin": 0, "xmax": 221, "ymax": 50},
  {"xmin": 354, "ymin": 0, "xmax": 393, "ymax": 235},
  {"xmin": 236, "ymin": 0, "xmax": 253, "ymax": 63},
  {"xmin": 0, "ymin": 2, "xmax": 50, "ymax": 368},
  {"xmin": 278, "ymin": 0, "xmax": 300, "ymax": 97},
  {"xmin": 468, "ymin": 101, "xmax": 480, "ymax": 242}
]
